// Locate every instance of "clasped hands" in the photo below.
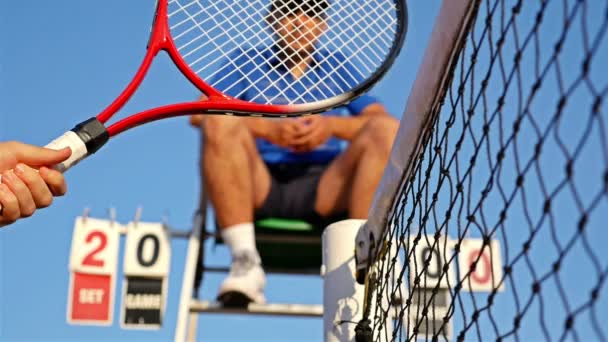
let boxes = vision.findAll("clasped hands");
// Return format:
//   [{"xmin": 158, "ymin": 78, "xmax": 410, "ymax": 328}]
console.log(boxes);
[{"xmin": 266, "ymin": 116, "xmax": 333, "ymax": 152}]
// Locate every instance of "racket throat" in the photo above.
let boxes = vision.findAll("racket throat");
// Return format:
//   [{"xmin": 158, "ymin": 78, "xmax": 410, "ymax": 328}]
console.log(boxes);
[
  {"xmin": 71, "ymin": 117, "xmax": 109, "ymax": 155},
  {"xmin": 147, "ymin": 0, "xmax": 172, "ymax": 52},
  {"xmin": 45, "ymin": 118, "xmax": 109, "ymax": 173},
  {"xmin": 98, "ymin": 1, "xmax": 171, "ymax": 123}
]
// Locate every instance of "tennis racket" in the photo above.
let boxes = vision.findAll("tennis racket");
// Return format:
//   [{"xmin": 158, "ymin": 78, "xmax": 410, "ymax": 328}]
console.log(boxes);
[{"xmin": 0, "ymin": 0, "xmax": 407, "ymax": 211}]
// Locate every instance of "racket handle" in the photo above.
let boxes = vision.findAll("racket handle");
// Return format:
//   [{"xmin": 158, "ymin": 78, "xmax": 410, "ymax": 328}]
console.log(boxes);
[
  {"xmin": 44, "ymin": 131, "xmax": 89, "ymax": 173},
  {"xmin": 43, "ymin": 117, "xmax": 109, "ymax": 173},
  {"xmin": 0, "ymin": 132, "xmax": 87, "ymax": 198},
  {"xmin": 0, "ymin": 118, "xmax": 108, "ymax": 216}
]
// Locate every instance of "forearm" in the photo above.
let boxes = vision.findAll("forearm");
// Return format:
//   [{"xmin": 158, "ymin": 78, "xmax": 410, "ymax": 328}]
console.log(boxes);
[
  {"xmin": 327, "ymin": 116, "xmax": 372, "ymax": 141},
  {"xmin": 329, "ymin": 103, "xmax": 393, "ymax": 141}
]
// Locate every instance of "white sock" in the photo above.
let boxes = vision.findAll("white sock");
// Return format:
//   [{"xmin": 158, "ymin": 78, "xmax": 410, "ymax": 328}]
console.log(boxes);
[{"xmin": 221, "ymin": 222, "xmax": 258, "ymax": 256}]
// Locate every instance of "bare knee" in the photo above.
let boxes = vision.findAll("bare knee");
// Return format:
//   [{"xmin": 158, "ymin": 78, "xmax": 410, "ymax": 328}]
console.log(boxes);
[
  {"xmin": 200, "ymin": 116, "xmax": 254, "ymax": 173},
  {"xmin": 202, "ymin": 116, "xmax": 247, "ymax": 145},
  {"xmin": 357, "ymin": 116, "xmax": 399, "ymax": 155}
]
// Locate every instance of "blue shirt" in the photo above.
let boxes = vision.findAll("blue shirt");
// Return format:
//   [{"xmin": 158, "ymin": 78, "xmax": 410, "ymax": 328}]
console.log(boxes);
[{"xmin": 212, "ymin": 47, "xmax": 379, "ymax": 164}]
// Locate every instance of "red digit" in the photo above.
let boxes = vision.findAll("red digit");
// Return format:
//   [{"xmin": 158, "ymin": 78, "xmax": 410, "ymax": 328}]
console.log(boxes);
[
  {"xmin": 469, "ymin": 249, "xmax": 492, "ymax": 284},
  {"xmin": 82, "ymin": 231, "xmax": 107, "ymax": 267}
]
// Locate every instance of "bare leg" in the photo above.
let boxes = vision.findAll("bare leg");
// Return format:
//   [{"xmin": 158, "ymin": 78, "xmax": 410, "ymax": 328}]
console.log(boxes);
[
  {"xmin": 315, "ymin": 116, "xmax": 399, "ymax": 218},
  {"xmin": 200, "ymin": 116, "xmax": 271, "ymax": 228}
]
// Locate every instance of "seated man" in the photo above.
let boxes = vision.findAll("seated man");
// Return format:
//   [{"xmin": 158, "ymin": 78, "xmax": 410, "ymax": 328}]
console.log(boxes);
[{"xmin": 189, "ymin": 0, "xmax": 399, "ymax": 306}]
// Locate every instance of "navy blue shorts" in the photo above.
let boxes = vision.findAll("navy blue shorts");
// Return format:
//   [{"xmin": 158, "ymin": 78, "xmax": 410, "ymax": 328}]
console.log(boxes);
[{"xmin": 255, "ymin": 163, "xmax": 347, "ymax": 228}]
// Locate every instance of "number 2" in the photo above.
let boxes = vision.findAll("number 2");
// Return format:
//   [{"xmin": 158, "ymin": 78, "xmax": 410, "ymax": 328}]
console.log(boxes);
[{"xmin": 82, "ymin": 231, "xmax": 107, "ymax": 267}]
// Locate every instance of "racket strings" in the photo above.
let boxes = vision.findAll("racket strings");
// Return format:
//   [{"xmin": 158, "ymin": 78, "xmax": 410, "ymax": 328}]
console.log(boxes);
[
  {"xmin": 208, "ymin": 1, "xmax": 288, "ymax": 98},
  {"xmin": 262, "ymin": 0, "xmax": 367, "ymax": 103},
  {"xmin": 213, "ymin": 0, "xmax": 335, "ymax": 102},
  {"xmin": 322, "ymin": 1, "xmax": 394, "ymax": 68},
  {"xmin": 172, "ymin": 0, "xmax": 279, "ymax": 96},
  {"xmin": 174, "ymin": 1, "xmax": 266, "ymax": 61},
  {"xmin": 253, "ymin": 0, "xmax": 393, "ymax": 86},
  {"xmin": 180, "ymin": 0, "xmax": 316, "ymax": 87},
  {"xmin": 171, "ymin": 0, "xmax": 388, "ymax": 96},
  {"xmin": 262, "ymin": 0, "xmax": 396, "ymax": 104},
  {"xmin": 287, "ymin": 2, "xmax": 396, "ymax": 103},
  {"xmin": 174, "ymin": 0, "xmax": 393, "ymax": 102},
  {"xmin": 171, "ymin": 0, "xmax": 386, "ymax": 85},
  {"xmin": 167, "ymin": 0, "xmax": 398, "ymax": 105},
  {"xmin": 242, "ymin": 0, "xmax": 339, "ymax": 103},
  {"xmin": 263, "ymin": 2, "xmax": 395, "ymax": 105}
]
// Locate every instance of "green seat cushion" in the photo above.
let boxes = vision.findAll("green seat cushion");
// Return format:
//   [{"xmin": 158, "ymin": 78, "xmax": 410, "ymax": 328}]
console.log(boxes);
[{"xmin": 255, "ymin": 218, "xmax": 314, "ymax": 232}]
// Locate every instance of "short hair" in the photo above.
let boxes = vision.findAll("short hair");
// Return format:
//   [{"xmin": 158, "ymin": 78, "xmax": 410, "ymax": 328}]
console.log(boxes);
[{"xmin": 269, "ymin": 0, "xmax": 330, "ymax": 20}]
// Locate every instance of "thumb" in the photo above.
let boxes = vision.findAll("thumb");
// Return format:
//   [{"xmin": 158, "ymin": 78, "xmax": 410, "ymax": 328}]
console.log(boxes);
[
  {"xmin": 297, "ymin": 116, "xmax": 314, "ymax": 125},
  {"xmin": 13, "ymin": 143, "xmax": 72, "ymax": 167}
]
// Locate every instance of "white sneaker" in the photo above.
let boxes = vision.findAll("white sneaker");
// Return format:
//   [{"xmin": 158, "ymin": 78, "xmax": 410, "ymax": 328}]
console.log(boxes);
[{"xmin": 217, "ymin": 250, "xmax": 266, "ymax": 307}]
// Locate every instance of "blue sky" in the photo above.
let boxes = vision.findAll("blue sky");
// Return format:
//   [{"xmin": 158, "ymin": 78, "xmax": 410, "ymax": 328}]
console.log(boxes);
[
  {"xmin": 2, "ymin": 1, "xmax": 607, "ymax": 342},
  {"xmin": 0, "ymin": 1, "xmax": 440, "ymax": 341}
]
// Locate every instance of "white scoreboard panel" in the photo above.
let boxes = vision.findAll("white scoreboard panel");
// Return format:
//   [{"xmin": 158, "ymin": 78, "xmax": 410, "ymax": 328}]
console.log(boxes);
[
  {"xmin": 121, "ymin": 221, "xmax": 171, "ymax": 329},
  {"xmin": 66, "ymin": 217, "xmax": 171, "ymax": 329},
  {"xmin": 67, "ymin": 217, "xmax": 121, "ymax": 326}
]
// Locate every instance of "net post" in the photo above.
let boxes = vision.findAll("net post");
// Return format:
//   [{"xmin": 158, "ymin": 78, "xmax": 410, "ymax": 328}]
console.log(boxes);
[
  {"xmin": 364, "ymin": 0, "xmax": 478, "ymax": 243},
  {"xmin": 174, "ymin": 213, "xmax": 203, "ymax": 342},
  {"xmin": 322, "ymin": 219, "xmax": 395, "ymax": 342},
  {"xmin": 323, "ymin": 219, "xmax": 366, "ymax": 342}
]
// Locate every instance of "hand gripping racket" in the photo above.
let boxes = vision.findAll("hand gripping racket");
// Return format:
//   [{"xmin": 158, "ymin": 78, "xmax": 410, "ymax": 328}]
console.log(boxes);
[{"xmin": 0, "ymin": 0, "xmax": 407, "ymax": 211}]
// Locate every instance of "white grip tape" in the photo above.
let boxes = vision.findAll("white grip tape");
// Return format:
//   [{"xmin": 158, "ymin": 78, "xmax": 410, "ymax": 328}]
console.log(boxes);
[{"xmin": 44, "ymin": 131, "xmax": 88, "ymax": 173}]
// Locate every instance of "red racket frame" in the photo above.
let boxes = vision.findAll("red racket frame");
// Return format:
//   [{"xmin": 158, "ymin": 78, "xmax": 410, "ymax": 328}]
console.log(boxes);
[{"xmin": 99, "ymin": 0, "xmax": 291, "ymax": 137}]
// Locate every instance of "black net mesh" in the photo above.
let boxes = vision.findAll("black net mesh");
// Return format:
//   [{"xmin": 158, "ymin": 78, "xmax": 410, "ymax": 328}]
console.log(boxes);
[{"xmin": 369, "ymin": 0, "xmax": 608, "ymax": 341}]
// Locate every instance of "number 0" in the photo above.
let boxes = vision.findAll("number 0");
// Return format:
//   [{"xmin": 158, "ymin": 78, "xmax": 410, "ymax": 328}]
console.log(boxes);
[
  {"xmin": 137, "ymin": 234, "xmax": 160, "ymax": 267},
  {"xmin": 421, "ymin": 247, "xmax": 442, "ymax": 279},
  {"xmin": 469, "ymin": 249, "xmax": 492, "ymax": 284}
]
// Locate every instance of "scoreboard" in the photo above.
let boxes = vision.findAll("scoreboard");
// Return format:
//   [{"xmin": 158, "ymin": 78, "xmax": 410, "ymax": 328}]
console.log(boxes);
[{"xmin": 67, "ymin": 216, "xmax": 171, "ymax": 329}]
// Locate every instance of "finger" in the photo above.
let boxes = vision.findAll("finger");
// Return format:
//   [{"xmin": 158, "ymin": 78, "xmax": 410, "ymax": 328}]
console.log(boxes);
[
  {"xmin": 304, "ymin": 131, "xmax": 324, "ymax": 150},
  {"xmin": 304, "ymin": 116, "xmax": 322, "ymax": 126},
  {"xmin": 0, "ymin": 184, "xmax": 20, "ymax": 224},
  {"xmin": 291, "ymin": 120, "xmax": 318, "ymax": 140},
  {"xmin": 1, "ymin": 170, "xmax": 35, "ymax": 218},
  {"xmin": 296, "ymin": 116, "xmax": 315, "ymax": 125},
  {"xmin": 294, "ymin": 118, "xmax": 316, "ymax": 135},
  {"xmin": 287, "ymin": 119, "xmax": 307, "ymax": 135},
  {"xmin": 294, "ymin": 126, "xmax": 314, "ymax": 138},
  {"xmin": 14, "ymin": 164, "xmax": 53, "ymax": 209},
  {"xmin": 285, "ymin": 120, "xmax": 304, "ymax": 133},
  {"xmin": 291, "ymin": 129, "xmax": 317, "ymax": 145},
  {"xmin": 10, "ymin": 142, "xmax": 72, "ymax": 167},
  {"xmin": 39, "ymin": 167, "xmax": 68, "ymax": 196},
  {"xmin": 282, "ymin": 127, "xmax": 301, "ymax": 145}
]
